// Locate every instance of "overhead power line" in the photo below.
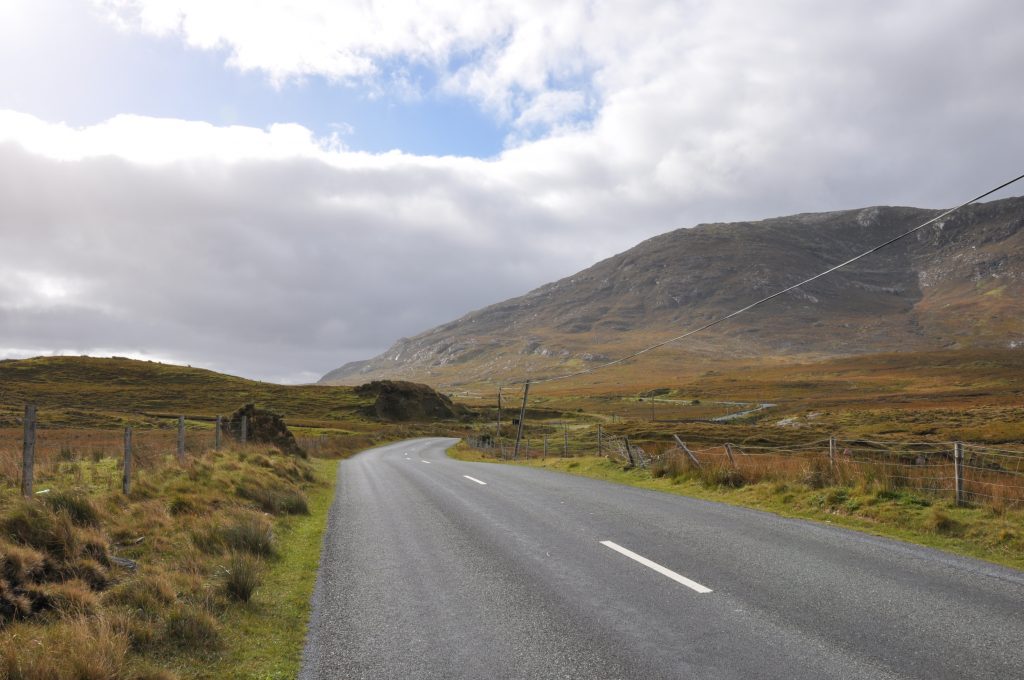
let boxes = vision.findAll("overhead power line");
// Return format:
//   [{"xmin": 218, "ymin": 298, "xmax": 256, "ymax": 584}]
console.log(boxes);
[{"xmin": 510, "ymin": 171, "xmax": 1024, "ymax": 387}]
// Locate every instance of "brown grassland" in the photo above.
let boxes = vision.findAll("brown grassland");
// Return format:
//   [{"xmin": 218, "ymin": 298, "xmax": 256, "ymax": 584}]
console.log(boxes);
[
  {"xmin": 0, "ymin": 349, "xmax": 1022, "ymax": 676},
  {"xmin": 0, "ymin": 356, "xmax": 471, "ymax": 679}
]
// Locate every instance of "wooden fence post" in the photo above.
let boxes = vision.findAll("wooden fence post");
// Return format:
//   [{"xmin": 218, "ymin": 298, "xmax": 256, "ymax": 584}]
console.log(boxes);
[
  {"xmin": 673, "ymin": 434, "xmax": 702, "ymax": 468},
  {"xmin": 241, "ymin": 415, "xmax": 248, "ymax": 445},
  {"xmin": 828, "ymin": 436, "xmax": 836, "ymax": 471},
  {"xmin": 22, "ymin": 404, "xmax": 36, "ymax": 498},
  {"xmin": 177, "ymin": 416, "xmax": 186, "ymax": 463},
  {"xmin": 123, "ymin": 426, "xmax": 133, "ymax": 495},
  {"xmin": 954, "ymin": 441, "xmax": 965, "ymax": 506},
  {"xmin": 562, "ymin": 421, "xmax": 569, "ymax": 458},
  {"xmin": 543, "ymin": 435, "xmax": 548, "ymax": 458},
  {"xmin": 623, "ymin": 436, "xmax": 636, "ymax": 468},
  {"xmin": 512, "ymin": 381, "xmax": 530, "ymax": 460},
  {"xmin": 725, "ymin": 443, "xmax": 737, "ymax": 468},
  {"xmin": 597, "ymin": 424, "xmax": 603, "ymax": 456},
  {"xmin": 215, "ymin": 415, "xmax": 222, "ymax": 451},
  {"xmin": 496, "ymin": 387, "xmax": 504, "ymax": 459}
]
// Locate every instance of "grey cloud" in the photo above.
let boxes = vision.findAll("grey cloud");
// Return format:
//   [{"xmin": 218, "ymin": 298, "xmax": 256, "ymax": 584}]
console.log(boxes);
[{"xmin": 0, "ymin": 144, "xmax": 593, "ymax": 381}]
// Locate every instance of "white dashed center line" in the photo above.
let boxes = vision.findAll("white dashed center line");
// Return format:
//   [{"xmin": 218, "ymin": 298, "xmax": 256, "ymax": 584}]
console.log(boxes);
[
  {"xmin": 600, "ymin": 540, "xmax": 712, "ymax": 594},
  {"xmin": 463, "ymin": 475, "xmax": 487, "ymax": 485},
  {"xmin": 421, "ymin": 460, "xmax": 431, "ymax": 464}
]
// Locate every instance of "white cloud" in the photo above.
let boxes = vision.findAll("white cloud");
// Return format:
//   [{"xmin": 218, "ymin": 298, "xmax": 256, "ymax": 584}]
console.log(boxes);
[{"xmin": 2, "ymin": 1, "xmax": 1023, "ymax": 381}]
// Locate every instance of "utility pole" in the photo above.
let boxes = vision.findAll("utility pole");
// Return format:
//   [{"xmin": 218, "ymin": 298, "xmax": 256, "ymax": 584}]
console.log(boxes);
[
  {"xmin": 512, "ymin": 381, "xmax": 530, "ymax": 460},
  {"xmin": 496, "ymin": 388, "xmax": 503, "ymax": 459}
]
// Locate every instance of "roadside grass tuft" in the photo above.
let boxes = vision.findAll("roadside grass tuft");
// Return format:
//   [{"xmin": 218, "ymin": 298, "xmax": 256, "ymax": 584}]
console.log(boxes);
[
  {"xmin": 0, "ymin": 615, "xmax": 131, "ymax": 680},
  {"xmin": 163, "ymin": 605, "xmax": 222, "ymax": 651},
  {"xmin": 924, "ymin": 506, "xmax": 962, "ymax": 536},
  {"xmin": 222, "ymin": 552, "xmax": 262, "ymax": 603}
]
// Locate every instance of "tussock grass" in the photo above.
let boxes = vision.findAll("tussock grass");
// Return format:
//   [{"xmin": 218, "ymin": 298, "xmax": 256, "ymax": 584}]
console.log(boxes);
[
  {"xmin": 1, "ymin": 615, "xmax": 130, "ymax": 680},
  {"xmin": 193, "ymin": 513, "xmax": 276, "ymax": 558},
  {"xmin": 163, "ymin": 605, "xmax": 221, "ymax": 650},
  {"xmin": 235, "ymin": 474, "xmax": 309, "ymax": 515},
  {"xmin": 222, "ymin": 552, "xmax": 262, "ymax": 602},
  {"xmin": 103, "ymin": 570, "xmax": 176, "ymax": 616},
  {"xmin": 42, "ymin": 490, "xmax": 101, "ymax": 527},
  {"xmin": 0, "ymin": 441, "xmax": 336, "ymax": 679}
]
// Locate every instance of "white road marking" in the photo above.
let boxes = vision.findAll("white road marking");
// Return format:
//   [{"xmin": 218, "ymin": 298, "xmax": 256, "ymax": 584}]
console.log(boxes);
[
  {"xmin": 421, "ymin": 460, "xmax": 431, "ymax": 464},
  {"xmin": 600, "ymin": 540, "xmax": 712, "ymax": 594},
  {"xmin": 463, "ymin": 475, "xmax": 487, "ymax": 485}
]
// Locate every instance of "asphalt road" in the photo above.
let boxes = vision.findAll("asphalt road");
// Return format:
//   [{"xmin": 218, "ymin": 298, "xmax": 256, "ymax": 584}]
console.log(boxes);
[{"xmin": 299, "ymin": 438, "xmax": 1024, "ymax": 679}]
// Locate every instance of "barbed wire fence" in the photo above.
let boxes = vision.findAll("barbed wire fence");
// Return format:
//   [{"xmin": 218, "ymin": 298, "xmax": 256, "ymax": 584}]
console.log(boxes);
[
  {"xmin": 467, "ymin": 424, "xmax": 1024, "ymax": 509},
  {"xmin": 1, "ymin": 406, "xmax": 347, "ymax": 497},
  {"xmin": 461, "ymin": 172, "xmax": 1024, "ymax": 510}
]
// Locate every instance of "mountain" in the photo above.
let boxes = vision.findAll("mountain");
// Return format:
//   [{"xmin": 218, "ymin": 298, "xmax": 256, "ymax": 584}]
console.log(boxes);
[{"xmin": 321, "ymin": 196, "xmax": 1024, "ymax": 386}]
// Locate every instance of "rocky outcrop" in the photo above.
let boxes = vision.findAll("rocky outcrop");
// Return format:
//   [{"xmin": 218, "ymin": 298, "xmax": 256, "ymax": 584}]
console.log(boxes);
[
  {"xmin": 354, "ymin": 381, "xmax": 470, "ymax": 422},
  {"xmin": 225, "ymin": 404, "xmax": 306, "ymax": 458}
]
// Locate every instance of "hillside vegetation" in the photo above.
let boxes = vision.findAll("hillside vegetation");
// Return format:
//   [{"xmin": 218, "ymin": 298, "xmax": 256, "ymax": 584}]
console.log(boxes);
[
  {"xmin": 323, "ymin": 196, "xmax": 1024, "ymax": 386},
  {"xmin": 0, "ymin": 356, "xmax": 369, "ymax": 428}
]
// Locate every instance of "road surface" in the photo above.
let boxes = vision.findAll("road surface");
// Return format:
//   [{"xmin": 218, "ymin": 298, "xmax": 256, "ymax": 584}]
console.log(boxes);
[{"xmin": 300, "ymin": 438, "xmax": 1024, "ymax": 679}]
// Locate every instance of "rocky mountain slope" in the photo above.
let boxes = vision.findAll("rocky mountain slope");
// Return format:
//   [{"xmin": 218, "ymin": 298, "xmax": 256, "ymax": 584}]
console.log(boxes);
[{"xmin": 321, "ymin": 196, "xmax": 1024, "ymax": 386}]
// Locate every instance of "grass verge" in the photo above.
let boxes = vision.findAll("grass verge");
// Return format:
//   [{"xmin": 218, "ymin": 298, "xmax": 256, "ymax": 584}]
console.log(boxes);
[
  {"xmin": 448, "ymin": 443, "xmax": 1024, "ymax": 572},
  {"xmin": 199, "ymin": 457, "xmax": 338, "ymax": 680},
  {"xmin": 0, "ymin": 448, "xmax": 339, "ymax": 680}
]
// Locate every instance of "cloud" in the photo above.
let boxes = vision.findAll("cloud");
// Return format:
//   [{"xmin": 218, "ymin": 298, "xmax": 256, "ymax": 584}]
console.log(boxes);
[{"xmin": 2, "ymin": 1, "xmax": 1023, "ymax": 381}]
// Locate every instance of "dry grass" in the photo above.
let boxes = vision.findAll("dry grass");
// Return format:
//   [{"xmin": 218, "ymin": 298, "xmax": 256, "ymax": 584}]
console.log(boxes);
[
  {"xmin": 222, "ymin": 552, "xmax": 262, "ymax": 603},
  {"xmin": 0, "ymin": 436, "xmax": 326, "ymax": 679},
  {"xmin": 1, "ymin": 615, "xmax": 130, "ymax": 680}
]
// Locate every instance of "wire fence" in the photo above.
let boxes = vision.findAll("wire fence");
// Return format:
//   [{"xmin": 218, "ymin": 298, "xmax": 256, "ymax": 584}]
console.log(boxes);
[
  {"xmin": 467, "ymin": 428, "xmax": 1024, "ymax": 509},
  {"xmin": 0, "ymin": 409, "xmax": 347, "ymax": 497}
]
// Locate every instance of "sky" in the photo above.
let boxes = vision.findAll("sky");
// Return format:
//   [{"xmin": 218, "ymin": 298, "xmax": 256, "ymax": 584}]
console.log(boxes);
[{"xmin": 0, "ymin": 0, "xmax": 1022, "ymax": 383}]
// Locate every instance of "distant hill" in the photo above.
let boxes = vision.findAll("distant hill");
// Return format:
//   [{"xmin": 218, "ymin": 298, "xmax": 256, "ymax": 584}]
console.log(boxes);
[
  {"xmin": 321, "ymin": 196, "xmax": 1024, "ymax": 386},
  {"xmin": 0, "ymin": 356, "xmax": 369, "ymax": 427}
]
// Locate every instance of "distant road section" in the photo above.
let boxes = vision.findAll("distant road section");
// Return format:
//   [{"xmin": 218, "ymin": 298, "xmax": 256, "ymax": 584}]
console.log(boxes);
[{"xmin": 300, "ymin": 438, "xmax": 1024, "ymax": 680}]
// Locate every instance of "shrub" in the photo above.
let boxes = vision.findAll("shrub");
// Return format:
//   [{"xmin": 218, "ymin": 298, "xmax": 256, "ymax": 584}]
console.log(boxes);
[{"xmin": 222, "ymin": 552, "xmax": 262, "ymax": 602}]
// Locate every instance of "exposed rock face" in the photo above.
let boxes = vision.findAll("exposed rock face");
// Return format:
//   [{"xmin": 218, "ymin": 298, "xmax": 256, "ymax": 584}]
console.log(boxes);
[
  {"xmin": 321, "ymin": 197, "xmax": 1024, "ymax": 385},
  {"xmin": 354, "ymin": 381, "xmax": 469, "ymax": 421},
  {"xmin": 225, "ymin": 404, "xmax": 306, "ymax": 458}
]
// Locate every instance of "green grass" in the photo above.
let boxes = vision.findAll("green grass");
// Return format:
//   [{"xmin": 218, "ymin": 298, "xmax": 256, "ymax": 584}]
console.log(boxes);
[
  {"xmin": 449, "ymin": 445, "xmax": 1024, "ymax": 572},
  {"xmin": 199, "ymin": 458, "xmax": 338, "ymax": 680}
]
